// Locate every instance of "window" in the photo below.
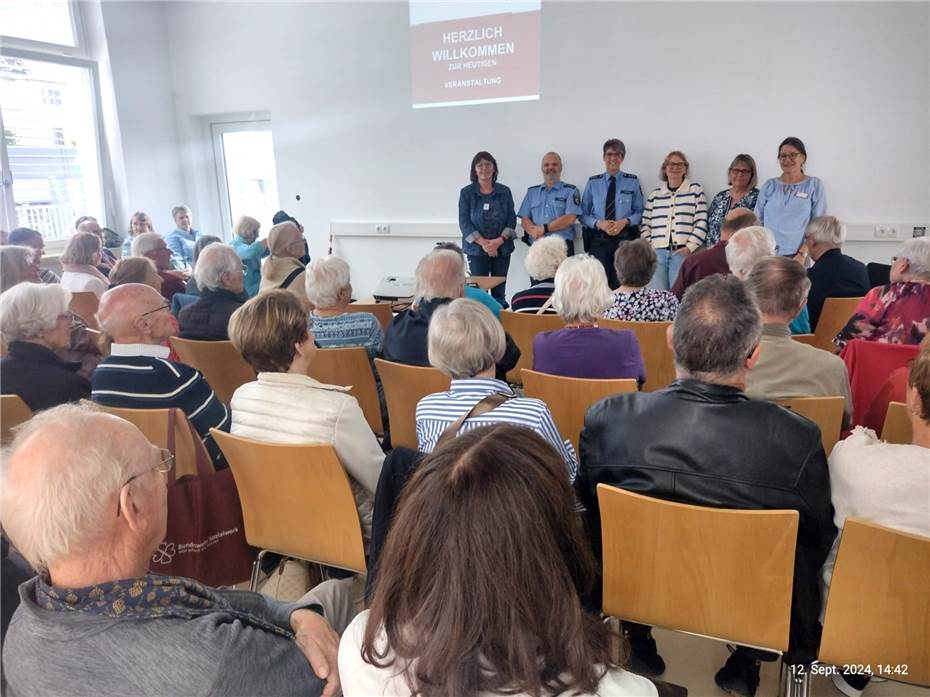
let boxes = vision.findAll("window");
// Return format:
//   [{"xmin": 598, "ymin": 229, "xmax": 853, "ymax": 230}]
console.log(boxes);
[
  {"xmin": 0, "ymin": 0, "xmax": 77, "ymax": 47},
  {"xmin": 0, "ymin": 57, "xmax": 104, "ymax": 242},
  {"xmin": 211, "ymin": 120, "xmax": 280, "ymax": 235}
]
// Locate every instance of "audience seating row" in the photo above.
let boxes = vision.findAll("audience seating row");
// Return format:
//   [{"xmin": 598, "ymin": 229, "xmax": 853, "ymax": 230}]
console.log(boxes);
[{"xmin": 790, "ymin": 296, "xmax": 863, "ymax": 352}]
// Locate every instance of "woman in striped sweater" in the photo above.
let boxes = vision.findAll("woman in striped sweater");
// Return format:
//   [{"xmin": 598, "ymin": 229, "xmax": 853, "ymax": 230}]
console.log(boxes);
[{"xmin": 640, "ymin": 151, "xmax": 708, "ymax": 290}]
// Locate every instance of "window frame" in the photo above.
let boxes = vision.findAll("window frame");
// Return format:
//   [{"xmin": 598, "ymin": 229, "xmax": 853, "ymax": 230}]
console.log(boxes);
[{"xmin": 0, "ymin": 0, "xmax": 86, "ymax": 58}]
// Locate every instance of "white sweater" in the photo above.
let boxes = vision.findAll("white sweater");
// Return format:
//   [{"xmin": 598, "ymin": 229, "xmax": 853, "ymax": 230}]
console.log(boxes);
[
  {"xmin": 338, "ymin": 610, "xmax": 659, "ymax": 697},
  {"xmin": 60, "ymin": 270, "xmax": 108, "ymax": 299},
  {"xmin": 231, "ymin": 372, "xmax": 385, "ymax": 540}
]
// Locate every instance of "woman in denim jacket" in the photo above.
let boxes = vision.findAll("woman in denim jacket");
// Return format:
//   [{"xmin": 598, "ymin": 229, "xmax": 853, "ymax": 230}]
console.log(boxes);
[{"xmin": 458, "ymin": 151, "xmax": 516, "ymax": 307}]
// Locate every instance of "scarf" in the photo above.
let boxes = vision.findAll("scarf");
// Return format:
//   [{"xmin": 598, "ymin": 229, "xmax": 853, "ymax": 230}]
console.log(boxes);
[{"xmin": 62, "ymin": 263, "xmax": 109, "ymax": 285}]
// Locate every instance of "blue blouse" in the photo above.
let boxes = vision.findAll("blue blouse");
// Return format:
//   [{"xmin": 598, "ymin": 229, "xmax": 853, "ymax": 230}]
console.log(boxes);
[
  {"xmin": 754, "ymin": 177, "xmax": 826, "ymax": 255},
  {"xmin": 231, "ymin": 236, "xmax": 269, "ymax": 297},
  {"xmin": 458, "ymin": 182, "xmax": 516, "ymax": 258}
]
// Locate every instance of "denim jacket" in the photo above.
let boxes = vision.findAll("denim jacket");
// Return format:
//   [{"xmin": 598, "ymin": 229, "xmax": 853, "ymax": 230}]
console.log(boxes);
[{"xmin": 458, "ymin": 182, "xmax": 516, "ymax": 257}]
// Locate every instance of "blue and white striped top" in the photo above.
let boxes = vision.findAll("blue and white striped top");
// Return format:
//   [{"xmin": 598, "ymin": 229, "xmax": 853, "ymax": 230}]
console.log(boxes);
[
  {"xmin": 640, "ymin": 179, "xmax": 708, "ymax": 252},
  {"xmin": 415, "ymin": 377, "xmax": 578, "ymax": 481}
]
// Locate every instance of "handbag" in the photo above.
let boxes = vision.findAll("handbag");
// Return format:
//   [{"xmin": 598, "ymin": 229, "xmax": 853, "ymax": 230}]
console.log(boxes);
[{"xmin": 148, "ymin": 410, "xmax": 256, "ymax": 587}]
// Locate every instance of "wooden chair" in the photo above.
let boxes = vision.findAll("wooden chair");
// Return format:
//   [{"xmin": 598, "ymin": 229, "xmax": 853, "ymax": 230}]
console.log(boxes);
[
  {"xmin": 168, "ymin": 338, "xmax": 256, "ymax": 405},
  {"xmin": 881, "ymin": 401, "xmax": 912, "ymax": 444},
  {"xmin": 96, "ymin": 406, "xmax": 213, "ymax": 478},
  {"xmin": 210, "ymin": 429, "xmax": 367, "ymax": 589},
  {"xmin": 811, "ymin": 297, "xmax": 863, "ymax": 352},
  {"xmin": 373, "ymin": 358, "xmax": 449, "ymax": 449},
  {"xmin": 346, "ymin": 301, "xmax": 392, "ymax": 332},
  {"xmin": 307, "ymin": 347, "xmax": 383, "ymax": 435},
  {"xmin": 499, "ymin": 310, "xmax": 565, "ymax": 385},
  {"xmin": 819, "ymin": 518, "xmax": 930, "ymax": 687},
  {"xmin": 598, "ymin": 484, "xmax": 798, "ymax": 654},
  {"xmin": 521, "ymin": 369, "xmax": 636, "ymax": 451},
  {"xmin": 600, "ymin": 319, "xmax": 675, "ymax": 392},
  {"xmin": 791, "ymin": 334, "xmax": 818, "ymax": 347},
  {"xmin": 69, "ymin": 291, "xmax": 100, "ymax": 330},
  {"xmin": 777, "ymin": 396, "xmax": 845, "ymax": 455},
  {"xmin": 1, "ymin": 395, "xmax": 32, "ymax": 445}
]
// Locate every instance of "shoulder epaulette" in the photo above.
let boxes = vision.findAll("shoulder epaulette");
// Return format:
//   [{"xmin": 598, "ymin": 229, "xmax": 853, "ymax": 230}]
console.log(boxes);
[
  {"xmin": 622, "ymin": 172, "xmax": 638, "ymax": 179},
  {"xmin": 588, "ymin": 174, "xmax": 603, "ymax": 181},
  {"xmin": 563, "ymin": 182, "xmax": 578, "ymax": 190}
]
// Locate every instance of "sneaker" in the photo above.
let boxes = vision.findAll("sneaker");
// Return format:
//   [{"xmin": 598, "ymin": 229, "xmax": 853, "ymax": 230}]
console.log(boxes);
[
  {"xmin": 831, "ymin": 671, "xmax": 870, "ymax": 697},
  {"xmin": 714, "ymin": 647, "xmax": 761, "ymax": 697},
  {"xmin": 625, "ymin": 628, "xmax": 666, "ymax": 676}
]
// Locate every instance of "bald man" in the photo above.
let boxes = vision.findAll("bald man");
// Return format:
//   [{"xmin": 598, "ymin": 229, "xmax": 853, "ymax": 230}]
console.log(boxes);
[
  {"xmin": 91, "ymin": 283, "xmax": 231, "ymax": 466},
  {"xmin": 517, "ymin": 151, "xmax": 582, "ymax": 256},
  {"xmin": 1, "ymin": 403, "xmax": 353, "ymax": 697},
  {"xmin": 671, "ymin": 208, "xmax": 759, "ymax": 299}
]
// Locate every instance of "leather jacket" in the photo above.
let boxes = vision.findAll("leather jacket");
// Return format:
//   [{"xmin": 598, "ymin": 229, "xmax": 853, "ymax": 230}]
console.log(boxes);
[{"xmin": 578, "ymin": 378, "xmax": 837, "ymax": 664}]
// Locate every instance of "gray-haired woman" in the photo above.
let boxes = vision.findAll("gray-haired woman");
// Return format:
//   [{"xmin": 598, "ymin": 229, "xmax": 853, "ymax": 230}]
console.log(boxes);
[{"xmin": 604, "ymin": 240, "xmax": 679, "ymax": 322}]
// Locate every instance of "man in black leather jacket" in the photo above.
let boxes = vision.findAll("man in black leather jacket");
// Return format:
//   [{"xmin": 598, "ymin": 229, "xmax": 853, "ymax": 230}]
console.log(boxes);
[{"xmin": 578, "ymin": 275, "xmax": 836, "ymax": 697}]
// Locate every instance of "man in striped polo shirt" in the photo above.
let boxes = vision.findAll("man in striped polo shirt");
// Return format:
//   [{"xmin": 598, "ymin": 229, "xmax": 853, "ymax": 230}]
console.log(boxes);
[{"xmin": 91, "ymin": 283, "xmax": 231, "ymax": 467}]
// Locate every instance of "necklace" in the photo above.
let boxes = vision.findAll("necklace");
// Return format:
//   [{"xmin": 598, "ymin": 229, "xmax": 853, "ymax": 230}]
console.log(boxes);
[{"xmin": 565, "ymin": 322, "xmax": 598, "ymax": 329}]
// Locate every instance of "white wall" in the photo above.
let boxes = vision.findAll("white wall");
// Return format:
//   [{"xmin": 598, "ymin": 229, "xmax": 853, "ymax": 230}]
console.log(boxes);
[{"xmin": 100, "ymin": 1, "xmax": 930, "ymax": 297}]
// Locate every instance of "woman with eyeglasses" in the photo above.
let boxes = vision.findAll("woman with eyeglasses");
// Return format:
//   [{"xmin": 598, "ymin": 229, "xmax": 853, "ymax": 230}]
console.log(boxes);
[
  {"xmin": 705, "ymin": 154, "xmax": 760, "ymax": 246},
  {"xmin": 754, "ymin": 137, "xmax": 826, "ymax": 256},
  {"xmin": 0, "ymin": 283, "xmax": 91, "ymax": 411},
  {"xmin": 639, "ymin": 150, "xmax": 708, "ymax": 290}
]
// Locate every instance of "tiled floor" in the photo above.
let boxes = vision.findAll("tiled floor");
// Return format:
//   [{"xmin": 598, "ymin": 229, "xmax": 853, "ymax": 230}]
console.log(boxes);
[{"xmin": 651, "ymin": 628, "xmax": 928, "ymax": 697}]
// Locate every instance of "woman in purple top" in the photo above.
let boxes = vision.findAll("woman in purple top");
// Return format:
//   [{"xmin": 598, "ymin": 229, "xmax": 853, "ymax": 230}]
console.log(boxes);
[{"xmin": 532, "ymin": 254, "xmax": 646, "ymax": 386}]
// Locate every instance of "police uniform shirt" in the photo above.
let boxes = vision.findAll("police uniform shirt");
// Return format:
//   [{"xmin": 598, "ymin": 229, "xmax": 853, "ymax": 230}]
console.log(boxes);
[
  {"xmin": 517, "ymin": 181, "xmax": 583, "ymax": 242},
  {"xmin": 581, "ymin": 171, "xmax": 644, "ymax": 229}
]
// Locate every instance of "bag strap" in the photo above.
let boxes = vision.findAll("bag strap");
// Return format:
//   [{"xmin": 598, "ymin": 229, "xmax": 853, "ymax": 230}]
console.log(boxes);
[
  {"xmin": 535, "ymin": 295, "xmax": 555, "ymax": 315},
  {"xmin": 437, "ymin": 392, "xmax": 511, "ymax": 447},
  {"xmin": 279, "ymin": 267, "xmax": 304, "ymax": 290},
  {"xmin": 166, "ymin": 408, "xmax": 178, "ymax": 486},
  {"xmin": 165, "ymin": 407, "xmax": 213, "ymax": 484}
]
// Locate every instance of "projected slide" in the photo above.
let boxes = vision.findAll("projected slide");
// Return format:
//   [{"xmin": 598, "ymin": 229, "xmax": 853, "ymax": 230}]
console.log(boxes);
[{"xmin": 410, "ymin": 1, "xmax": 540, "ymax": 109}]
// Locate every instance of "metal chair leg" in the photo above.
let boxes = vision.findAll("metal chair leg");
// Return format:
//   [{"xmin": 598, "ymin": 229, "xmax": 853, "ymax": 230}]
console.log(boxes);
[
  {"xmin": 249, "ymin": 549, "xmax": 269, "ymax": 591},
  {"xmin": 781, "ymin": 662, "xmax": 811, "ymax": 697}
]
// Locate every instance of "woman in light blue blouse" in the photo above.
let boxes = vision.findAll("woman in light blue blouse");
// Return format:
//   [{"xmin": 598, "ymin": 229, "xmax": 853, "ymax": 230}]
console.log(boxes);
[
  {"xmin": 754, "ymin": 137, "xmax": 826, "ymax": 256},
  {"xmin": 230, "ymin": 215, "xmax": 269, "ymax": 297}
]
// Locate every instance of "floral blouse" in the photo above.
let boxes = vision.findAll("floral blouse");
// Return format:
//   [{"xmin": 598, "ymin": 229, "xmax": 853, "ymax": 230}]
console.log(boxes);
[
  {"xmin": 603, "ymin": 288, "xmax": 679, "ymax": 322},
  {"xmin": 834, "ymin": 281, "xmax": 930, "ymax": 351},
  {"xmin": 706, "ymin": 188, "xmax": 759, "ymax": 246}
]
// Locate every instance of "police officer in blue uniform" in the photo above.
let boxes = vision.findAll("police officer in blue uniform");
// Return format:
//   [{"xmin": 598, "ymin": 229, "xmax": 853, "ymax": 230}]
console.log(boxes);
[
  {"xmin": 581, "ymin": 138, "xmax": 644, "ymax": 288},
  {"xmin": 517, "ymin": 152, "xmax": 583, "ymax": 256}
]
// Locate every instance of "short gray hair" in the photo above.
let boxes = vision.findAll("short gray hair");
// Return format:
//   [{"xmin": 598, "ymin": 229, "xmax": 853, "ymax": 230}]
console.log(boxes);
[
  {"xmin": 60, "ymin": 231, "xmax": 100, "ymax": 265},
  {"xmin": 552, "ymin": 254, "xmax": 613, "ymax": 323},
  {"xmin": 428, "ymin": 298, "xmax": 504, "ymax": 378},
  {"xmin": 0, "ymin": 282, "xmax": 71, "ymax": 342},
  {"xmin": 805, "ymin": 216, "xmax": 845, "ymax": 246},
  {"xmin": 416, "ymin": 249, "xmax": 464, "ymax": 301},
  {"xmin": 747, "ymin": 256, "xmax": 811, "ymax": 319},
  {"xmin": 131, "ymin": 231, "xmax": 166, "ymax": 257},
  {"xmin": 524, "ymin": 236, "xmax": 566, "ymax": 281},
  {"xmin": 193, "ymin": 243, "xmax": 242, "ymax": 291},
  {"xmin": 305, "ymin": 256, "xmax": 351, "ymax": 308},
  {"xmin": 725, "ymin": 226, "xmax": 776, "ymax": 279},
  {"xmin": 614, "ymin": 239, "xmax": 657, "ymax": 287},
  {"xmin": 897, "ymin": 237, "xmax": 930, "ymax": 280},
  {"xmin": 673, "ymin": 275, "xmax": 762, "ymax": 382},
  {"xmin": 0, "ymin": 403, "xmax": 141, "ymax": 572},
  {"xmin": 0, "ymin": 246, "xmax": 34, "ymax": 292}
]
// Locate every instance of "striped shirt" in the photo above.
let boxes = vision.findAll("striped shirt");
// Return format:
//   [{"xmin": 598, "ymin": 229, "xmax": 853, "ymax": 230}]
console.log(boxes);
[
  {"xmin": 415, "ymin": 377, "xmax": 578, "ymax": 481},
  {"xmin": 310, "ymin": 312, "xmax": 383, "ymax": 358},
  {"xmin": 90, "ymin": 343, "xmax": 231, "ymax": 467},
  {"xmin": 640, "ymin": 179, "xmax": 708, "ymax": 252}
]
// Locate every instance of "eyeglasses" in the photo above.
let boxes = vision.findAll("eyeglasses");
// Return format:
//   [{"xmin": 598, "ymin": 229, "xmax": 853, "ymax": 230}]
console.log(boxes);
[
  {"xmin": 137, "ymin": 304, "xmax": 170, "ymax": 320},
  {"xmin": 604, "ymin": 151, "xmax": 624, "ymax": 158},
  {"xmin": 117, "ymin": 448, "xmax": 174, "ymax": 516},
  {"xmin": 778, "ymin": 152, "xmax": 802, "ymax": 161},
  {"xmin": 729, "ymin": 168, "xmax": 752, "ymax": 175},
  {"xmin": 666, "ymin": 162, "xmax": 686, "ymax": 169}
]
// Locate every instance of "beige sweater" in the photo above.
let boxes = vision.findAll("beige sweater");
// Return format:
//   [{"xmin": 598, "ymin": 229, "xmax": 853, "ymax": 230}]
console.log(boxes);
[{"xmin": 259, "ymin": 256, "xmax": 310, "ymax": 308}]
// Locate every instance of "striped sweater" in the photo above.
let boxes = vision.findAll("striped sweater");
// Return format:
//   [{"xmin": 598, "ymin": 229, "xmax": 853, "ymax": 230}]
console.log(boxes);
[
  {"xmin": 90, "ymin": 344, "xmax": 231, "ymax": 467},
  {"xmin": 640, "ymin": 178, "xmax": 708, "ymax": 252}
]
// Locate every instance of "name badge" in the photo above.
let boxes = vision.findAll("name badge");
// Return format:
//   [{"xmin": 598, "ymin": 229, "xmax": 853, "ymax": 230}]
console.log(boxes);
[
  {"xmin": 483, "ymin": 203, "xmax": 491, "ymax": 210},
  {"xmin": 795, "ymin": 191, "xmax": 809, "ymax": 199}
]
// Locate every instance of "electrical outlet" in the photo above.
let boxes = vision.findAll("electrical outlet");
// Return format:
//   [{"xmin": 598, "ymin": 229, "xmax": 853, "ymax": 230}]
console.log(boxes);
[
  {"xmin": 874, "ymin": 225, "xmax": 898, "ymax": 239},
  {"xmin": 375, "ymin": 224, "xmax": 391, "ymax": 234}
]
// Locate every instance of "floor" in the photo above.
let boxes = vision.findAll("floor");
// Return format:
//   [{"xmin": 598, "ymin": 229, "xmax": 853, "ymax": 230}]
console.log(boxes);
[{"xmin": 652, "ymin": 628, "xmax": 928, "ymax": 697}]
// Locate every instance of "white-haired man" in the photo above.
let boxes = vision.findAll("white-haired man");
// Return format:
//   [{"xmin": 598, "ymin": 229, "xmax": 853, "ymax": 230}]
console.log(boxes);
[
  {"xmin": 131, "ymin": 231, "xmax": 187, "ymax": 301},
  {"xmin": 178, "ymin": 243, "xmax": 246, "ymax": 341},
  {"xmin": 803, "ymin": 216, "xmax": 869, "ymax": 330},
  {"xmin": 1, "ymin": 404, "xmax": 353, "ymax": 697}
]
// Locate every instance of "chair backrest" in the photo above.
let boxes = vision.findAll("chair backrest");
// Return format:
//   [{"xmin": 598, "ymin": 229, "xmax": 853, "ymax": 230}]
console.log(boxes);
[
  {"xmin": 1, "ymin": 395, "xmax": 32, "ymax": 445},
  {"xmin": 777, "ymin": 396, "xmax": 845, "ymax": 455},
  {"xmin": 819, "ymin": 518, "xmax": 930, "ymax": 686},
  {"xmin": 597, "ymin": 484, "xmax": 798, "ymax": 653},
  {"xmin": 499, "ymin": 310, "xmax": 565, "ymax": 385},
  {"xmin": 600, "ymin": 319, "xmax": 675, "ymax": 392},
  {"xmin": 69, "ymin": 291, "xmax": 100, "ymax": 330},
  {"xmin": 373, "ymin": 358, "xmax": 450, "ymax": 449},
  {"xmin": 521, "ymin": 369, "xmax": 637, "ymax": 451},
  {"xmin": 211, "ymin": 429, "xmax": 366, "ymax": 573},
  {"xmin": 812, "ymin": 296, "xmax": 862, "ymax": 351},
  {"xmin": 881, "ymin": 401, "xmax": 912, "ymax": 444},
  {"xmin": 96, "ymin": 406, "xmax": 213, "ymax": 478},
  {"xmin": 307, "ymin": 347, "xmax": 383, "ymax": 435},
  {"xmin": 168, "ymin": 337, "xmax": 256, "ymax": 405},
  {"xmin": 346, "ymin": 302, "xmax": 392, "ymax": 332},
  {"xmin": 791, "ymin": 333, "xmax": 818, "ymax": 347}
]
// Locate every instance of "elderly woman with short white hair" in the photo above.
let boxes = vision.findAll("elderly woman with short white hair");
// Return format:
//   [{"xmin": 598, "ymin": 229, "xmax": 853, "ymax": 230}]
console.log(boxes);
[
  {"xmin": 306, "ymin": 256, "xmax": 383, "ymax": 356},
  {"xmin": 509, "ymin": 236, "xmax": 566, "ymax": 314},
  {"xmin": 177, "ymin": 243, "xmax": 247, "ymax": 341},
  {"xmin": 0, "ymin": 283, "xmax": 90, "ymax": 410},
  {"xmin": 532, "ymin": 254, "xmax": 645, "ymax": 383},
  {"xmin": 416, "ymin": 298, "xmax": 578, "ymax": 479},
  {"xmin": 231, "ymin": 215, "xmax": 268, "ymax": 297}
]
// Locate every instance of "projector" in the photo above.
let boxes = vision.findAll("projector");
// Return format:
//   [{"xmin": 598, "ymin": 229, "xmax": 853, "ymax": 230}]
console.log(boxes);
[{"xmin": 373, "ymin": 276, "xmax": 416, "ymax": 302}]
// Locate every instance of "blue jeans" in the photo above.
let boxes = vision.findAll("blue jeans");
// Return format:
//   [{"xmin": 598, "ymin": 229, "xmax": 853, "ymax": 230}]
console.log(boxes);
[
  {"xmin": 467, "ymin": 253, "xmax": 511, "ymax": 308},
  {"xmin": 648, "ymin": 247, "xmax": 687, "ymax": 290}
]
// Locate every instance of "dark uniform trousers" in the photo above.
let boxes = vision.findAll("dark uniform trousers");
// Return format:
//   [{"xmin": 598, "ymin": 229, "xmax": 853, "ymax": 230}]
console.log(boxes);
[{"xmin": 584, "ymin": 225, "xmax": 639, "ymax": 289}]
